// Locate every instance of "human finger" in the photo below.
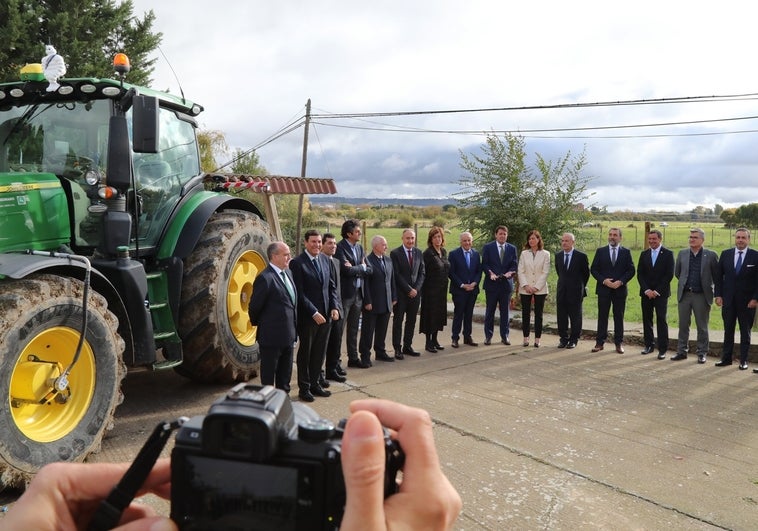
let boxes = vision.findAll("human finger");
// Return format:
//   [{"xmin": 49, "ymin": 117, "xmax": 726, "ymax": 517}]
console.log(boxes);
[{"xmin": 340, "ymin": 410, "xmax": 388, "ymax": 530}]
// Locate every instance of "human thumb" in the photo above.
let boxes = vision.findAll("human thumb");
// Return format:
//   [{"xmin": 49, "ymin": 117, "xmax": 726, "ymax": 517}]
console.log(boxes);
[{"xmin": 340, "ymin": 410, "xmax": 387, "ymax": 530}]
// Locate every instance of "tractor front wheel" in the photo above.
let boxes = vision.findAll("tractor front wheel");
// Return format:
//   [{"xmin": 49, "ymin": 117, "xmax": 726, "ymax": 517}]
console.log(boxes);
[{"xmin": 0, "ymin": 274, "xmax": 125, "ymax": 487}]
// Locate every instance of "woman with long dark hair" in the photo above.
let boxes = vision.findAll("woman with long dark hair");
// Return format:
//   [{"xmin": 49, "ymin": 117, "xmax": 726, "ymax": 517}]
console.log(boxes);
[
  {"xmin": 517, "ymin": 230, "xmax": 551, "ymax": 347},
  {"xmin": 419, "ymin": 226, "xmax": 450, "ymax": 352}
]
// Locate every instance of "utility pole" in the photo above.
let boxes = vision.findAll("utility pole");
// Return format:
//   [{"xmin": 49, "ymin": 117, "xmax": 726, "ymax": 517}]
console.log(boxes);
[{"xmin": 295, "ymin": 98, "xmax": 311, "ymax": 254}]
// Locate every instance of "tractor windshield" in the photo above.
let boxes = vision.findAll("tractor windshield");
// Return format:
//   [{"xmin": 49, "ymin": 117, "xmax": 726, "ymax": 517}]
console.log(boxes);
[{"xmin": 0, "ymin": 99, "xmax": 201, "ymax": 250}]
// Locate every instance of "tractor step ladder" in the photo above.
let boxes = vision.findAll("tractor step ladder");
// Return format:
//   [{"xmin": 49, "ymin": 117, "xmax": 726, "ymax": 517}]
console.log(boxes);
[{"xmin": 145, "ymin": 270, "xmax": 183, "ymax": 370}]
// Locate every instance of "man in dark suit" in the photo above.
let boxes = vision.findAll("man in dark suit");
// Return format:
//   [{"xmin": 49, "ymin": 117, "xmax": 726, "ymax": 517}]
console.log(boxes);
[
  {"xmin": 555, "ymin": 232, "xmax": 590, "ymax": 349},
  {"xmin": 481, "ymin": 225, "xmax": 518, "ymax": 345},
  {"xmin": 636, "ymin": 229, "xmax": 675, "ymax": 359},
  {"xmin": 590, "ymin": 227, "xmax": 636, "ymax": 353},
  {"xmin": 673, "ymin": 228, "xmax": 719, "ymax": 364},
  {"xmin": 322, "ymin": 232, "xmax": 347, "ymax": 382},
  {"xmin": 448, "ymin": 231, "xmax": 482, "ymax": 348},
  {"xmin": 336, "ymin": 219, "xmax": 373, "ymax": 369},
  {"xmin": 248, "ymin": 241, "xmax": 297, "ymax": 392},
  {"xmin": 714, "ymin": 227, "xmax": 758, "ymax": 370},
  {"xmin": 290, "ymin": 229, "xmax": 340, "ymax": 402},
  {"xmin": 390, "ymin": 228, "xmax": 425, "ymax": 357},
  {"xmin": 360, "ymin": 235, "xmax": 396, "ymax": 365}
]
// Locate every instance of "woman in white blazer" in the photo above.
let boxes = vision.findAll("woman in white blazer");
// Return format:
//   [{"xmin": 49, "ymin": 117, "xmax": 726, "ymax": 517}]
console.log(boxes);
[{"xmin": 517, "ymin": 230, "xmax": 551, "ymax": 347}]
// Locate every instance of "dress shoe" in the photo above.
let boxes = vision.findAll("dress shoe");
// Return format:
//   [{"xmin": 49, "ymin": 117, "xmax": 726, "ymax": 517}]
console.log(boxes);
[
  {"xmin": 451, "ymin": 339, "xmax": 459, "ymax": 348},
  {"xmin": 425, "ymin": 345, "xmax": 438, "ymax": 353},
  {"xmin": 698, "ymin": 354, "xmax": 706, "ymax": 364},
  {"xmin": 319, "ymin": 376, "xmax": 330, "ymax": 388},
  {"xmin": 311, "ymin": 386, "xmax": 331, "ymax": 397},
  {"xmin": 434, "ymin": 343, "xmax": 445, "ymax": 350},
  {"xmin": 483, "ymin": 337, "xmax": 492, "ymax": 346},
  {"xmin": 463, "ymin": 338, "xmax": 478, "ymax": 346},
  {"xmin": 394, "ymin": 349, "xmax": 405, "ymax": 360},
  {"xmin": 640, "ymin": 346, "xmax": 655, "ymax": 355},
  {"xmin": 298, "ymin": 391, "xmax": 315, "ymax": 402},
  {"xmin": 557, "ymin": 340, "xmax": 568, "ymax": 348},
  {"xmin": 376, "ymin": 353, "xmax": 395, "ymax": 362},
  {"xmin": 523, "ymin": 339, "xmax": 530, "ymax": 347},
  {"xmin": 657, "ymin": 351, "xmax": 667, "ymax": 360},
  {"xmin": 348, "ymin": 359, "xmax": 370, "ymax": 369},
  {"xmin": 671, "ymin": 353, "xmax": 687, "ymax": 361},
  {"xmin": 533, "ymin": 341, "xmax": 540, "ymax": 348},
  {"xmin": 753, "ymin": 368, "xmax": 758, "ymax": 374},
  {"xmin": 502, "ymin": 337, "xmax": 511, "ymax": 345},
  {"xmin": 615, "ymin": 344, "xmax": 624, "ymax": 354},
  {"xmin": 714, "ymin": 360, "xmax": 733, "ymax": 367},
  {"xmin": 591, "ymin": 344, "xmax": 604, "ymax": 353},
  {"xmin": 336, "ymin": 364, "xmax": 347, "ymax": 376},
  {"xmin": 739, "ymin": 362, "xmax": 749, "ymax": 370},
  {"xmin": 326, "ymin": 371, "xmax": 347, "ymax": 383},
  {"xmin": 566, "ymin": 341, "xmax": 577, "ymax": 349},
  {"xmin": 402, "ymin": 347, "xmax": 421, "ymax": 357}
]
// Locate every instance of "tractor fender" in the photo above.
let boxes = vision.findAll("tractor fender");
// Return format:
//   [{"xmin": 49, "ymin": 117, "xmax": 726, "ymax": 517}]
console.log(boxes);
[
  {"xmin": 0, "ymin": 252, "xmax": 136, "ymax": 364},
  {"xmin": 158, "ymin": 193, "xmax": 265, "ymax": 261}
]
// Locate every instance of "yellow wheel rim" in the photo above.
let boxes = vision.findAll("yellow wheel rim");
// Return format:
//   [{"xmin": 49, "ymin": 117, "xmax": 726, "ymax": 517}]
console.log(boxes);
[
  {"xmin": 9, "ymin": 326, "xmax": 96, "ymax": 442},
  {"xmin": 227, "ymin": 249, "xmax": 266, "ymax": 346}
]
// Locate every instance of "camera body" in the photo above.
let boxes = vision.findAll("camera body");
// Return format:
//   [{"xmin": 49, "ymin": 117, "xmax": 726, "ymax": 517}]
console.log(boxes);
[{"xmin": 170, "ymin": 383, "xmax": 403, "ymax": 530}]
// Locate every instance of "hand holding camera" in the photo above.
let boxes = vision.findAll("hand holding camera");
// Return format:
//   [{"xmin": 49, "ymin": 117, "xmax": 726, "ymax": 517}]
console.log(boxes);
[{"xmin": 1, "ymin": 387, "xmax": 461, "ymax": 531}]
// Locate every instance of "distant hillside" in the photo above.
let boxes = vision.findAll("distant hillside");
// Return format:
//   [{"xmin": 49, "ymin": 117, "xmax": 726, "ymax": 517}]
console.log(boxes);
[{"xmin": 309, "ymin": 196, "xmax": 457, "ymax": 207}]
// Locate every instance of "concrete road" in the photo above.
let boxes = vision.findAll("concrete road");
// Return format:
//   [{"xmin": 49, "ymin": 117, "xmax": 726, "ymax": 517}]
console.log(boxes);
[{"xmin": 4, "ymin": 325, "xmax": 758, "ymax": 530}]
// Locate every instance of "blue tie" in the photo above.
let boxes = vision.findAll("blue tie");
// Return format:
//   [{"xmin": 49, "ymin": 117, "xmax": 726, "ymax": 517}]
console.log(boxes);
[
  {"xmin": 465, "ymin": 251, "xmax": 470, "ymax": 268},
  {"xmin": 736, "ymin": 251, "xmax": 744, "ymax": 274}
]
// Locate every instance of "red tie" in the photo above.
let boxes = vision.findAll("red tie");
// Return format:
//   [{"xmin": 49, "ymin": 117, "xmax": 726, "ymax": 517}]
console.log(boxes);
[{"xmin": 407, "ymin": 249, "xmax": 413, "ymax": 267}]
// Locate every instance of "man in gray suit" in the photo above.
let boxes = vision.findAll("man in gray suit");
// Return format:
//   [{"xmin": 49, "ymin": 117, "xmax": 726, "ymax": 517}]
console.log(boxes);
[{"xmin": 672, "ymin": 228, "xmax": 720, "ymax": 364}]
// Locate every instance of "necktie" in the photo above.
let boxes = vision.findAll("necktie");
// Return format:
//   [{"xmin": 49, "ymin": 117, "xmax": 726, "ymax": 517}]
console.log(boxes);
[
  {"xmin": 312, "ymin": 257, "xmax": 322, "ymax": 277},
  {"xmin": 499, "ymin": 245, "xmax": 505, "ymax": 263},
  {"xmin": 611, "ymin": 246, "xmax": 617, "ymax": 266},
  {"xmin": 465, "ymin": 251, "xmax": 470, "ymax": 268},
  {"xmin": 736, "ymin": 250, "xmax": 744, "ymax": 273},
  {"xmin": 281, "ymin": 271, "xmax": 295, "ymax": 303},
  {"xmin": 651, "ymin": 249, "xmax": 657, "ymax": 266},
  {"xmin": 564, "ymin": 252, "xmax": 569, "ymax": 268},
  {"xmin": 407, "ymin": 249, "xmax": 413, "ymax": 267}
]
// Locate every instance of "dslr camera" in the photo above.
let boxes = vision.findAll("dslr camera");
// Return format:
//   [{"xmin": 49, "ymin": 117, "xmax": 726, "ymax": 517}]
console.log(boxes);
[{"xmin": 170, "ymin": 383, "xmax": 404, "ymax": 530}]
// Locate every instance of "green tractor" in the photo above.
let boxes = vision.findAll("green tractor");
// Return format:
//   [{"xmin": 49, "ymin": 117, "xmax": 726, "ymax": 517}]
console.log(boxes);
[{"xmin": 0, "ymin": 56, "xmax": 333, "ymax": 486}]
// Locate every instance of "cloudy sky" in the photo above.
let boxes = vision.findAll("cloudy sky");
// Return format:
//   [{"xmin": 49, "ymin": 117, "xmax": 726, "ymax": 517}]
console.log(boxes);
[{"xmin": 130, "ymin": 0, "xmax": 758, "ymax": 212}]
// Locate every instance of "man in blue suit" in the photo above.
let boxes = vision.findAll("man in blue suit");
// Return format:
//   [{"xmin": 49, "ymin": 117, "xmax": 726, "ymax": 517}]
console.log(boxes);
[
  {"xmin": 636, "ymin": 229, "xmax": 675, "ymax": 359},
  {"xmin": 481, "ymin": 226, "xmax": 518, "ymax": 345},
  {"xmin": 448, "ymin": 231, "xmax": 482, "ymax": 348},
  {"xmin": 248, "ymin": 241, "xmax": 297, "ymax": 392},
  {"xmin": 360, "ymin": 235, "xmax": 397, "ymax": 365},
  {"xmin": 714, "ymin": 228, "xmax": 758, "ymax": 370},
  {"xmin": 590, "ymin": 227, "xmax": 636, "ymax": 353},
  {"xmin": 290, "ymin": 229, "xmax": 340, "ymax": 402}
]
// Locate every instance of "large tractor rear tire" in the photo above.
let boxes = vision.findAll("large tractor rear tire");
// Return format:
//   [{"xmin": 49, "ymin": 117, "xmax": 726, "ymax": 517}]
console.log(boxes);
[
  {"xmin": 0, "ymin": 274, "xmax": 125, "ymax": 488},
  {"xmin": 177, "ymin": 209, "xmax": 271, "ymax": 383}
]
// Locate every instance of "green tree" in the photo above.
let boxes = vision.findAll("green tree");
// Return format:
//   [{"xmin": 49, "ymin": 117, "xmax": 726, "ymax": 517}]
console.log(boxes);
[
  {"xmin": 0, "ymin": 0, "xmax": 161, "ymax": 85},
  {"xmin": 230, "ymin": 148, "xmax": 267, "ymax": 175},
  {"xmin": 197, "ymin": 130, "xmax": 229, "ymax": 172},
  {"xmin": 456, "ymin": 133, "xmax": 592, "ymax": 251}
]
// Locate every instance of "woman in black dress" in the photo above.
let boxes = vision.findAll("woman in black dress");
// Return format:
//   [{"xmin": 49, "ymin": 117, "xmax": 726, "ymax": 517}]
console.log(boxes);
[{"xmin": 419, "ymin": 226, "xmax": 450, "ymax": 352}]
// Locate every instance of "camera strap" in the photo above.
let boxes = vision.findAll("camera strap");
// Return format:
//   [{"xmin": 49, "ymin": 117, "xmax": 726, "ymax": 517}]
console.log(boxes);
[{"xmin": 88, "ymin": 417, "xmax": 187, "ymax": 531}]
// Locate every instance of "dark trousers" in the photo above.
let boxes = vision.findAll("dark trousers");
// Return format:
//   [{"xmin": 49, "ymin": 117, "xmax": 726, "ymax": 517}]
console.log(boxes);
[
  {"xmin": 721, "ymin": 303, "xmax": 756, "ymax": 364},
  {"xmin": 520, "ymin": 294, "xmax": 546, "ymax": 338},
  {"xmin": 451, "ymin": 291, "xmax": 477, "ymax": 340},
  {"xmin": 259, "ymin": 345, "xmax": 293, "ymax": 392},
  {"xmin": 325, "ymin": 318, "xmax": 344, "ymax": 373},
  {"xmin": 557, "ymin": 298, "xmax": 583, "ymax": 343},
  {"xmin": 641, "ymin": 295, "xmax": 669, "ymax": 352},
  {"xmin": 296, "ymin": 319, "xmax": 331, "ymax": 392},
  {"xmin": 359, "ymin": 311, "xmax": 391, "ymax": 363},
  {"xmin": 342, "ymin": 291, "xmax": 363, "ymax": 361},
  {"xmin": 596, "ymin": 292, "xmax": 627, "ymax": 345},
  {"xmin": 392, "ymin": 294, "xmax": 421, "ymax": 351},
  {"xmin": 484, "ymin": 288, "xmax": 511, "ymax": 340}
]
